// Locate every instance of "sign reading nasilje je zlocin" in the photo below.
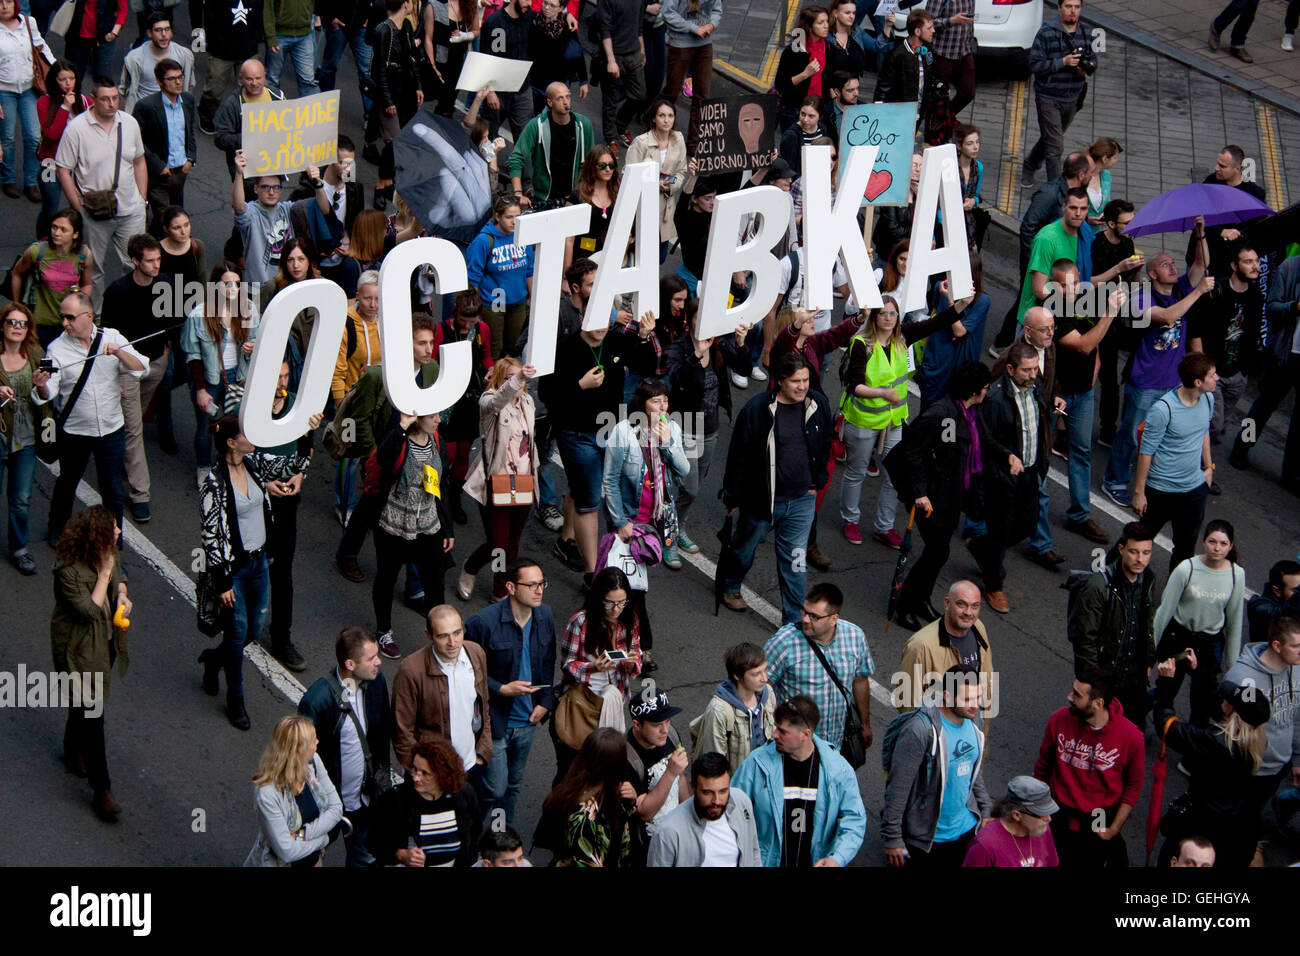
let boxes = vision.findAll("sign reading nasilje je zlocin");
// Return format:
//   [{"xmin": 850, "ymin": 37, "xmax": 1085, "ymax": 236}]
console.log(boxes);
[{"xmin": 241, "ymin": 90, "xmax": 341, "ymax": 178}]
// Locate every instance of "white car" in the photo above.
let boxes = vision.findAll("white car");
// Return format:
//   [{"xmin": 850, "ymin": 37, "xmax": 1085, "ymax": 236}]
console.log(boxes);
[{"xmin": 886, "ymin": 0, "xmax": 1044, "ymax": 71}]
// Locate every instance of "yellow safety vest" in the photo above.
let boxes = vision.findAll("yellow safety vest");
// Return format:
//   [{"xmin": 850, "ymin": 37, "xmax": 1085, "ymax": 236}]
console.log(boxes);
[{"xmin": 841, "ymin": 334, "xmax": 912, "ymax": 430}]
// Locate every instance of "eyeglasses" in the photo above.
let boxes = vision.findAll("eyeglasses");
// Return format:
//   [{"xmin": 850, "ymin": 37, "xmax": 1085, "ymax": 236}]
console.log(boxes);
[
  {"xmin": 603, "ymin": 599, "xmax": 629, "ymax": 610},
  {"xmin": 596, "ymin": 162, "xmax": 615, "ymax": 171},
  {"xmin": 515, "ymin": 579, "xmax": 547, "ymax": 590},
  {"xmin": 259, "ymin": 183, "xmax": 282, "ymax": 192},
  {"xmin": 163, "ymin": 73, "xmax": 183, "ymax": 82},
  {"xmin": 801, "ymin": 606, "xmax": 835, "ymax": 622},
  {"xmin": 4, "ymin": 318, "xmax": 28, "ymax": 328},
  {"xmin": 59, "ymin": 310, "xmax": 88, "ymax": 321}
]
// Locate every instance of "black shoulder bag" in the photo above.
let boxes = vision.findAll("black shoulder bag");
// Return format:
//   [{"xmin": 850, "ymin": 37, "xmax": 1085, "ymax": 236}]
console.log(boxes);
[
  {"xmin": 37, "ymin": 328, "xmax": 101, "ymax": 465},
  {"xmin": 803, "ymin": 636, "xmax": 866, "ymax": 769}
]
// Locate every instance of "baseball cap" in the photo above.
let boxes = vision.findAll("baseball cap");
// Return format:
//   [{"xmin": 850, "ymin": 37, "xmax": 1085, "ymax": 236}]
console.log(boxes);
[{"xmin": 629, "ymin": 691, "xmax": 682, "ymax": 723}]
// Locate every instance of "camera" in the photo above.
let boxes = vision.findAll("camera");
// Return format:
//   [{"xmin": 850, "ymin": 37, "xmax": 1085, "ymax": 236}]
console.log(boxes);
[{"xmin": 38, "ymin": 357, "xmax": 55, "ymax": 373}]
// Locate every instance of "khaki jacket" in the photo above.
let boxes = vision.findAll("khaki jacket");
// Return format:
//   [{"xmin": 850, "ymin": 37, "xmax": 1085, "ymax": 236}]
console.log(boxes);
[
  {"xmin": 50, "ymin": 558, "xmax": 129, "ymax": 699},
  {"xmin": 392, "ymin": 642, "xmax": 493, "ymax": 770},
  {"xmin": 897, "ymin": 617, "xmax": 993, "ymax": 719}
]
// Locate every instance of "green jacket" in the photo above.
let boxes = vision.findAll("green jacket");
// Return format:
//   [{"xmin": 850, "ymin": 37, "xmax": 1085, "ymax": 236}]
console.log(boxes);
[
  {"xmin": 0, "ymin": 346, "xmax": 51, "ymax": 451},
  {"xmin": 505, "ymin": 109, "xmax": 594, "ymax": 205},
  {"xmin": 51, "ymin": 558, "xmax": 129, "ymax": 700},
  {"xmin": 347, "ymin": 359, "xmax": 441, "ymax": 457},
  {"xmin": 1073, "ymin": 561, "xmax": 1158, "ymax": 682},
  {"xmin": 265, "ymin": 0, "xmax": 315, "ymax": 41}
]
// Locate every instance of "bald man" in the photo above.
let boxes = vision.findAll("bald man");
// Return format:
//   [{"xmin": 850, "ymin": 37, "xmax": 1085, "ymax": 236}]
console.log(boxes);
[
  {"xmin": 897, "ymin": 581, "xmax": 994, "ymax": 719},
  {"xmin": 392, "ymin": 606, "xmax": 493, "ymax": 783},
  {"xmin": 507, "ymin": 82, "xmax": 595, "ymax": 208},
  {"xmin": 214, "ymin": 58, "xmax": 283, "ymax": 179}
]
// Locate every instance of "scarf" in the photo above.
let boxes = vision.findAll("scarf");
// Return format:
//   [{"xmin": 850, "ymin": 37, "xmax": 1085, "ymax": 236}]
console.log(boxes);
[
  {"xmin": 959, "ymin": 401, "xmax": 981, "ymax": 489},
  {"xmin": 536, "ymin": 11, "xmax": 566, "ymax": 39},
  {"xmin": 807, "ymin": 38, "xmax": 826, "ymax": 97},
  {"xmin": 639, "ymin": 430, "xmax": 670, "ymax": 527}
]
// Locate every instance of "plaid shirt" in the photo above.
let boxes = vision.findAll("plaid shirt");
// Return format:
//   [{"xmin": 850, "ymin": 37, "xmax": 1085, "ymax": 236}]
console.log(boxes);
[
  {"xmin": 560, "ymin": 611, "xmax": 642, "ymax": 697},
  {"xmin": 928, "ymin": 0, "xmax": 974, "ymax": 59},
  {"xmin": 765, "ymin": 622, "xmax": 875, "ymax": 749}
]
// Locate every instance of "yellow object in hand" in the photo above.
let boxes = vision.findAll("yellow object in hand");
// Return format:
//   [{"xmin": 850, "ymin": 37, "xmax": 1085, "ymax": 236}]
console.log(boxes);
[{"xmin": 113, "ymin": 605, "xmax": 130, "ymax": 629}]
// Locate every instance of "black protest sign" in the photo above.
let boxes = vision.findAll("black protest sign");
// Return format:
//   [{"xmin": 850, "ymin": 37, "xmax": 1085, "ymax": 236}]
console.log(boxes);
[{"xmin": 693, "ymin": 95, "xmax": 778, "ymax": 175}]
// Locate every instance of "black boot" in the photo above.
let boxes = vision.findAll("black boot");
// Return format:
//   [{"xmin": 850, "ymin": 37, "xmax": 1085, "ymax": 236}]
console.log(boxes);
[
  {"xmin": 227, "ymin": 694, "xmax": 251, "ymax": 731},
  {"xmin": 198, "ymin": 648, "xmax": 221, "ymax": 696},
  {"xmin": 271, "ymin": 638, "xmax": 308, "ymax": 672}
]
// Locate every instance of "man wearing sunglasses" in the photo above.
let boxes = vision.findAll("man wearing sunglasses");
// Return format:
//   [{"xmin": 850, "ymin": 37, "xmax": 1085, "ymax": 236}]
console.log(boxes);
[
  {"xmin": 465, "ymin": 559, "xmax": 558, "ymax": 823},
  {"xmin": 231, "ymin": 148, "xmax": 295, "ymax": 287},
  {"xmin": 41, "ymin": 292, "xmax": 146, "ymax": 542}
]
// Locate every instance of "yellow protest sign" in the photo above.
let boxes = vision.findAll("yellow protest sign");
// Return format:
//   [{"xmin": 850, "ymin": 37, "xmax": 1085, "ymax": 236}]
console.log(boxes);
[{"xmin": 240, "ymin": 91, "xmax": 341, "ymax": 178}]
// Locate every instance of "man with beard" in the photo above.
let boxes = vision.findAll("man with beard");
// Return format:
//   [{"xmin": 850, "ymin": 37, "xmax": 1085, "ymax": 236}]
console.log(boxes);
[{"xmin": 646, "ymin": 751, "xmax": 762, "ymax": 866}]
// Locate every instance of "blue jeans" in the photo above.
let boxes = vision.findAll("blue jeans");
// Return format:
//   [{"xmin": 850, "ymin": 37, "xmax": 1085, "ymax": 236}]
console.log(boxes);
[
  {"xmin": 0, "ymin": 88, "xmax": 39, "ymax": 188},
  {"xmin": 1103, "ymin": 385, "xmax": 1164, "ymax": 492},
  {"xmin": 267, "ymin": 34, "xmax": 320, "ymax": 97},
  {"xmin": 1063, "ymin": 388, "xmax": 1095, "ymax": 524},
  {"xmin": 724, "ymin": 493, "xmax": 816, "ymax": 626},
  {"xmin": 555, "ymin": 429, "xmax": 604, "ymax": 513},
  {"xmin": 535, "ymin": 423, "xmax": 562, "ymax": 508},
  {"xmin": 318, "ymin": 24, "xmax": 373, "ymax": 115},
  {"xmin": 0, "ymin": 441, "xmax": 35, "ymax": 554},
  {"xmin": 38, "ymin": 176, "xmax": 62, "ymax": 232},
  {"xmin": 483, "ymin": 723, "xmax": 538, "ymax": 822},
  {"xmin": 224, "ymin": 551, "xmax": 271, "ymax": 698},
  {"xmin": 65, "ymin": 35, "xmax": 119, "ymax": 83}
]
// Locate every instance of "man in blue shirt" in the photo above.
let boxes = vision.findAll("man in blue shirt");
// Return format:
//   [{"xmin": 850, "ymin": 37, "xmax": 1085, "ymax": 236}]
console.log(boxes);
[
  {"xmin": 1132, "ymin": 352, "xmax": 1218, "ymax": 573},
  {"xmin": 464, "ymin": 559, "xmax": 557, "ymax": 822}
]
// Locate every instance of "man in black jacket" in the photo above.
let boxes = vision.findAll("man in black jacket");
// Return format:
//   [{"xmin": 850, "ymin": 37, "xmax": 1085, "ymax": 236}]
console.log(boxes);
[
  {"xmin": 873, "ymin": 8, "xmax": 935, "ymax": 117},
  {"xmin": 192, "ymin": 0, "xmax": 265, "ymax": 133},
  {"xmin": 133, "ymin": 58, "xmax": 197, "ymax": 233},
  {"xmin": 970, "ymin": 342, "xmax": 1050, "ymax": 614},
  {"xmin": 298, "ymin": 626, "xmax": 393, "ymax": 867},
  {"xmin": 213, "ymin": 58, "xmax": 283, "ymax": 179},
  {"xmin": 886, "ymin": 361, "xmax": 991, "ymax": 632},
  {"xmin": 720, "ymin": 352, "xmax": 833, "ymax": 625}
]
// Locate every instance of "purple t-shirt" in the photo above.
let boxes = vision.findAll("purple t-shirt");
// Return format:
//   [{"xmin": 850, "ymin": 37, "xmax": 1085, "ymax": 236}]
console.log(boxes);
[
  {"xmin": 1129, "ymin": 276, "xmax": 1194, "ymax": 390},
  {"xmin": 961, "ymin": 820, "xmax": 1060, "ymax": 867}
]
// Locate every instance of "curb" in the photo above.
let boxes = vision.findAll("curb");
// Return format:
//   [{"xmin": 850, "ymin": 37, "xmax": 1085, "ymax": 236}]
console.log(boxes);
[{"xmin": 1044, "ymin": 0, "xmax": 1300, "ymax": 118}]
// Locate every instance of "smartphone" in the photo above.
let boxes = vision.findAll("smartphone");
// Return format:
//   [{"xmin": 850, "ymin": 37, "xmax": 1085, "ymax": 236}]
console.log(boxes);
[
  {"xmin": 38, "ymin": 357, "xmax": 55, "ymax": 373},
  {"xmin": 1174, "ymin": 650, "xmax": 1190, "ymax": 663},
  {"xmin": 604, "ymin": 650, "xmax": 629, "ymax": 662}
]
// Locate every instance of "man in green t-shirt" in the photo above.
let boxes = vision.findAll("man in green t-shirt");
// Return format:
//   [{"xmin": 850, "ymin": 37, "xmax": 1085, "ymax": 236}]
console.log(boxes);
[{"xmin": 1015, "ymin": 188, "xmax": 1092, "ymax": 326}]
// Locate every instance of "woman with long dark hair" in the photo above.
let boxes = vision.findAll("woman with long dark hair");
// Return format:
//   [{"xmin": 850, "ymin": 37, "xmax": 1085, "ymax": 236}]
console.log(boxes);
[
  {"xmin": 551, "ymin": 567, "xmax": 642, "ymax": 779},
  {"xmin": 368, "ymin": 737, "xmax": 482, "ymax": 867},
  {"xmin": 181, "ymin": 261, "xmax": 258, "ymax": 481},
  {"xmin": 778, "ymin": 95, "xmax": 828, "ymax": 178},
  {"xmin": 1153, "ymin": 519, "xmax": 1247, "ymax": 727},
  {"xmin": 36, "ymin": 60, "xmax": 89, "ymax": 235},
  {"xmin": 537, "ymin": 726, "xmax": 636, "ymax": 866},
  {"xmin": 199, "ymin": 414, "xmax": 314, "ymax": 730},
  {"xmin": 625, "ymin": 98, "xmax": 687, "ymax": 264},
  {"xmin": 565, "ymin": 146, "xmax": 622, "ymax": 271},
  {"xmin": 774, "ymin": 5, "xmax": 830, "ymax": 129},
  {"xmin": 0, "ymin": 301, "xmax": 52, "ymax": 574},
  {"xmin": 51, "ymin": 504, "xmax": 131, "ymax": 820},
  {"xmin": 10, "ymin": 206, "xmax": 93, "ymax": 346}
]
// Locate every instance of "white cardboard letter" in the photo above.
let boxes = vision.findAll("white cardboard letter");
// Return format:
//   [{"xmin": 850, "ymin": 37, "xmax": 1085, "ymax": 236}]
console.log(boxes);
[
  {"xmin": 241, "ymin": 278, "xmax": 346, "ymax": 448},
  {"xmin": 378, "ymin": 237, "xmax": 472, "ymax": 415},
  {"xmin": 585, "ymin": 161, "xmax": 660, "ymax": 331},
  {"xmin": 695, "ymin": 184, "xmax": 792, "ymax": 340},
  {"xmin": 899, "ymin": 143, "xmax": 972, "ymax": 314},
  {"xmin": 802, "ymin": 143, "xmax": 883, "ymax": 312},
  {"xmin": 516, "ymin": 203, "xmax": 592, "ymax": 374}
]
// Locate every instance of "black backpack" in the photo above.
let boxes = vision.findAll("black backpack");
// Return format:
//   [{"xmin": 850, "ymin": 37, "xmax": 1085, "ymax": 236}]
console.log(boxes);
[{"xmin": 1062, "ymin": 566, "xmax": 1113, "ymax": 647}]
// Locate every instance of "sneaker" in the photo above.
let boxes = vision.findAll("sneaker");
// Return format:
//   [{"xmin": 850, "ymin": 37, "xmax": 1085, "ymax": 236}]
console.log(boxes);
[
  {"xmin": 536, "ymin": 503, "xmax": 564, "ymax": 532},
  {"xmin": 1102, "ymin": 485, "xmax": 1133, "ymax": 508},
  {"xmin": 272, "ymin": 641, "xmax": 308, "ymax": 672},
  {"xmin": 553, "ymin": 537, "xmax": 585, "ymax": 572},
  {"xmin": 130, "ymin": 501, "xmax": 151, "ymax": 523},
  {"xmin": 10, "ymin": 551, "xmax": 36, "ymax": 576},
  {"xmin": 1208, "ymin": 26, "xmax": 1221, "ymax": 51},
  {"xmin": 987, "ymin": 344, "xmax": 1002, "ymax": 360},
  {"xmin": 866, "ymin": 459, "xmax": 880, "ymax": 478},
  {"xmin": 721, "ymin": 591, "xmax": 747, "ymax": 612},
  {"xmin": 1066, "ymin": 518, "xmax": 1110, "ymax": 544},
  {"xmin": 1284, "ymin": 34, "xmax": 1295, "ymax": 51},
  {"xmin": 334, "ymin": 506, "xmax": 346, "ymax": 528},
  {"xmin": 1177, "ymin": 760, "xmax": 1190, "ymax": 776},
  {"xmin": 730, "ymin": 371, "xmax": 749, "ymax": 389},
  {"xmin": 377, "ymin": 630, "xmax": 401, "ymax": 660},
  {"xmin": 662, "ymin": 543, "xmax": 682, "ymax": 570},
  {"xmin": 1097, "ymin": 435, "xmax": 1114, "ymax": 448},
  {"xmin": 1050, "ymin": 445, "xmax": 1069, "ymax": 462},
  {"xmin": 456, "ymin": 566, "xmax": 475, "ymax": 600},
  {"xmin": 750, "ymin": 365, "xmax": 768, "ymax": 382},
  {"xmin": 676, "ymin": 530, "xmax": 700, "ymax": 554},
  {"xmin": 872, "ymin": 529, "xmax": 903, "ymax": 549},
  {"xmin": 198, "ymin": 117, "xmax": 215, "ymax": 135},
  {"xmin": 1231, "ymin": 45, "xmax": 1254, "ymax": 62},
  {"xmin": 619, "ymin": 129, "xmax": 633, "ymax": 147},
  {"xmin": 842, "ymin": 522, "xmax": 863, "ymax": 545},
  {"xmin": 336, "ymin": 552, "xmax": 366, "ymax": 583},
  {"xmin": 1020, "ymin": 169, "xmax": 1035, "ymax": 188}
]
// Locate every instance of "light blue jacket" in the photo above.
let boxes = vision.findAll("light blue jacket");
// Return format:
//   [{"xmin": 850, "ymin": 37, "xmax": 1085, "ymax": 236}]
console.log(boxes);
[
  {"xmin": 181, "ymin": 304, "xmax": 260, "ymax": 387},
  {"xmin": 600, "ymin": 418, "xmax": 690, "ymax": 530},
  {"xmin": 731, "ymin": 737, "xmax": 866, "ymax": 867}
]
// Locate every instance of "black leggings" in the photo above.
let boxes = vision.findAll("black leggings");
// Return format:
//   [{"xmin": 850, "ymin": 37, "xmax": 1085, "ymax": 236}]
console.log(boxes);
[
  {"xmin": 1155, "ymin": 623, "xmax": 1222, "ymax": 728},
  {"xmin": 372, "ymin": 527, "xmax": 447, "ymax": 633}
]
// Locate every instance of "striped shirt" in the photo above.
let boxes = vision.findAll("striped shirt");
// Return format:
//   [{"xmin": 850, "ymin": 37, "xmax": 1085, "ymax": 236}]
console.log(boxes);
[
  {"xmin": 1012, "ymin": 382, "xmax": 1039, "ymax": 468},
  {"xmin": 765, "ymin": 622, "xmax": 875, "ymax": 749},
  {"xmin": 416, "ymin": 798, "xmax": 461, "ymax": 867}
]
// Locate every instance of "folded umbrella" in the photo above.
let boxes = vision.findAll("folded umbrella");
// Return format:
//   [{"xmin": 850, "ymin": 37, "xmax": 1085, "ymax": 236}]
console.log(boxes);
[
  {"xmin": 393, "ymin": 109, "xmax": 493, "ymax": 246},
  {"xmin": 1125, "ymin": 182, "xmax": 1273, "ymax": 238},
  {"xmin": 1146, "ymin": 714, "xmax": 1180, "ymax": 864},
  {"xmin": 885, "ymin": 504, "xmax": 922, "ymax": 632}
]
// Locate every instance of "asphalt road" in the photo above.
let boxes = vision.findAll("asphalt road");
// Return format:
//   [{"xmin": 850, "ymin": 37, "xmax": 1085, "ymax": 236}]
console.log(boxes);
[{"xmin": 1, "ymin": 21, "xmax": 1298, "ymax": 868}]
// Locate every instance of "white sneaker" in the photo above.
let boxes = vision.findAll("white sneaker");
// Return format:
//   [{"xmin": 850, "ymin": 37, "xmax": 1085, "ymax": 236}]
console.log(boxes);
[
  {"xmin": 730, "ymin": 372, "xmax": 749, "ymax": 389},
  {"xmin": 456, "ymin": 566, "xmax": 474, "ymax": 601},
  {"xmin": 1284, "ymin": 34, "xmax": 1295, "ymax": 51},
  {"xmin": 377, "ymin": 630, "xmax": 401, "ymax": 660},
  {"xmin": 750, "ymin": 365, "xmax": 768, "ymax": 382}
]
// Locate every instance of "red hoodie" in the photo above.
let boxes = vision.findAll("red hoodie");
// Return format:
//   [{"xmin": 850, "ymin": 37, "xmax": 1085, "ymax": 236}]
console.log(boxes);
[{"xmin": 1033, "ymin": 698, "xmax": 1145, "ymax": 814}]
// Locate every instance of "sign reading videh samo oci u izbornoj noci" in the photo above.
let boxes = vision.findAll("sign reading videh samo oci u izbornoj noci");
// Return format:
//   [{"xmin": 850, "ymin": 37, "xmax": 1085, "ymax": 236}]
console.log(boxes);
[{"xmin": 230, "ymin": 142, "xmax": 974, "ymax": 450}]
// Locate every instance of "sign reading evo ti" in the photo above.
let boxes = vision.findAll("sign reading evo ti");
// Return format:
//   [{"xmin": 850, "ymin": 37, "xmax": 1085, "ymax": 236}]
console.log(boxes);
[{"xmin": 240, "ymin": 143, "xmax": 974, "ymax": 448}]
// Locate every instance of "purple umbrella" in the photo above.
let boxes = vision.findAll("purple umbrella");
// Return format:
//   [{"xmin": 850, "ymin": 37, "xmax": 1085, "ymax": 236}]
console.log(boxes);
[{"xmin": 1126, "ymin": 183, "xmax": 1273, "ymax": 237}]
